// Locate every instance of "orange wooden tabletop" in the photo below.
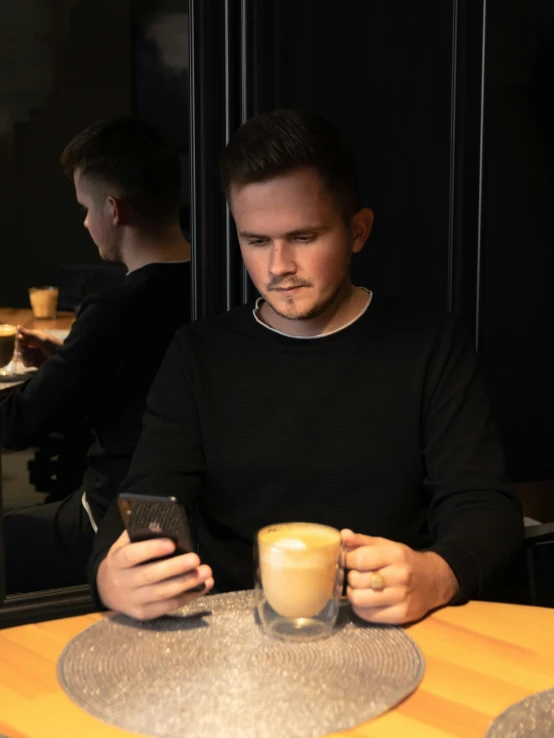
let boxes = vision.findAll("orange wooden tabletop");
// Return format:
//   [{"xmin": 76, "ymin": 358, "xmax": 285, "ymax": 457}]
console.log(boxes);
[
  {"xmin": 0, "ymin": 307, "xmax": 75, "ymax": 331},
  {"xmin": 1, "ymin": 600, "xmax": 553, "ymax": 738}
]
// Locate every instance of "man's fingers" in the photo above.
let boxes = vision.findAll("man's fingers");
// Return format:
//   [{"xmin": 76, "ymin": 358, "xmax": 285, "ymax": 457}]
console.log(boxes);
[
  {"xmin": 112, "ymin": 536, "xmax": 179, "ymax": 568},
  {"xmin": 345, "ymin": 541, "xmax": 403, "ymax": 572},
  {"xmin": 347, "ymin": 564, "xmax": 412, "ymax": 589},
  {"xmin": 131, "ymin": 553, "xmax": 205, "ymax": 587},
  {"xmin": 135, "ymin": 565, "xmax": 212, "ymax": 603},
  {"xmin": 19, "ymin": 347, "xmax": 43, "ymax": 367},
  {"xmin": 341, "ymin": 530, "xmax": 378, "ymax": 549},
  {"xmin": 130, "ymin": 577, "xmax": 215, "ymax": 621},
  {"xmin": 16, "ymin": 328, "xmax": 61, "ymax": 355},
  {"xmin": 17, "ymin": 327, "xmax": 43, "ymax": 342},
  {"xmin": 347, "ymin": 584, "xmax": 404, "ymax": 610}
]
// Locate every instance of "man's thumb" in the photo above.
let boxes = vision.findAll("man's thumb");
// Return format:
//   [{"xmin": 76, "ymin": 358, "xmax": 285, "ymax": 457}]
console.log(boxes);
[{"xmin": 341, "ymin": 529, "xmax": 376, "ymax": 549}]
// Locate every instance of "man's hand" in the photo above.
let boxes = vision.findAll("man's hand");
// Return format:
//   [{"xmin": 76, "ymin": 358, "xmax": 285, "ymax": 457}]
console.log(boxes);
[
  {"xmin": 97, "ymin": 530, "xmax": 214, "ymax": 620},
  {"xmin": 16, "ymin": 326, "xmax": 63, "ymax": 368},
  {"xmin": 342, "ymin": 529, "xmax": 459, "ymax": 624}
]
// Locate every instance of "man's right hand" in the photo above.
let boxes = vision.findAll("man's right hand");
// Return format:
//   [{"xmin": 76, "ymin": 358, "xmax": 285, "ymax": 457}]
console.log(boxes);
[
  {"xmin": 96, "ymin": 530, "xmax": 214, "ymax": 620},
  {"xmin": 17, "ymin": 326, "xmax": 63, "ymax": 368}
]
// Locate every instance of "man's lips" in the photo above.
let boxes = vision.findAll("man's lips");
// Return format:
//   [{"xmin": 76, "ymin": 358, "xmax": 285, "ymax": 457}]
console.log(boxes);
[{"xmin": 270, "ymin": 285, "xmax": 308, "ymax": 293}]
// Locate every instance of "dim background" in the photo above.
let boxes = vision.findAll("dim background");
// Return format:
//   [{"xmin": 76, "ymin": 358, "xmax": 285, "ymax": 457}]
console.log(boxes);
[{"xmin": 0, "ymin": 0, "xmax": 552, "ymax": 495}]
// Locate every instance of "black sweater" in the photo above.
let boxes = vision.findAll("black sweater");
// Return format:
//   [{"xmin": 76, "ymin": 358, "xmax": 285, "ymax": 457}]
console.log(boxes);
[
  {"xmin": 90, "ymin": 292, "xmax": 523, "ymax": 601},
  {"xmin": 1, "ymin": 261, "xmax": 190, "ymax": 522}
]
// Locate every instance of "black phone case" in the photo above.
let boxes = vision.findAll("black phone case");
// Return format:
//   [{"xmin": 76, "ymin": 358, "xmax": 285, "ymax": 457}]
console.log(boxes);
[
  {"xmin": 118, "ymin": 494, "xmax": 194, "ymax": 555},
  {"xmin": 117, "ymin": 494, "xmax": 205, "ymax": 593}
]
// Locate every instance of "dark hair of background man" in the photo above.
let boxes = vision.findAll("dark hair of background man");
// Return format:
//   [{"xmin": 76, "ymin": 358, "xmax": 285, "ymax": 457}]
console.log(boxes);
[{"xmin": 61, "ymin": 116, "xmax": 181, "ymax": 222}]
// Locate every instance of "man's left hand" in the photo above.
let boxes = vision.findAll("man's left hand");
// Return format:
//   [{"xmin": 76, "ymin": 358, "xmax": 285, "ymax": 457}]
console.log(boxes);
[{"xmin": 342, "ymin": 529, "xmax": 459, "ymax": 624}]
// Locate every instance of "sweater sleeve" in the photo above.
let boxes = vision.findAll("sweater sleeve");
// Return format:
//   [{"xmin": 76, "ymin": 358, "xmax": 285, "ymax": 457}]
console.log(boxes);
[
  {"xmin": 0, "ymin": 297, "xmax": 120, "ymax": 450},
  {"xmin": 422, "ymin": 317, "xmax": 523, "ymax": 602},
  {"xmin": 88, "ymin": 330, "xmax": 205, "ymax": 604}
]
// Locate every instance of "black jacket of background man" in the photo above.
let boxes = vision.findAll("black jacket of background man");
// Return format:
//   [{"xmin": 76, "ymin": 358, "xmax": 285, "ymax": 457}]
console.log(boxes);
[{"xmin": 1, "ymin": 261, "xmax": 190, "ymax": 592}]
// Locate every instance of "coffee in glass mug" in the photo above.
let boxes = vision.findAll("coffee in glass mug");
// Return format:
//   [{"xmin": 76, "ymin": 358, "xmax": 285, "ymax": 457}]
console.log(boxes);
[
  {"xmin": 29, "ymin": 286, "xmax": 59, "ymax": 320},
  {"xmin": 255, "ymin": 522, "xmax": 344, "ymax": 641},
  {"xmin": 0, "ymin": 324, "xmax": 17, "ymax": 369}
]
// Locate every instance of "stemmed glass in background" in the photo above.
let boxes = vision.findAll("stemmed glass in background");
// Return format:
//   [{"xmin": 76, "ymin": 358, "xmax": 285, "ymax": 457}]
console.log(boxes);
[{"xmin": 0, "ymin": 324, "xmax": 18, "ymax": 377}]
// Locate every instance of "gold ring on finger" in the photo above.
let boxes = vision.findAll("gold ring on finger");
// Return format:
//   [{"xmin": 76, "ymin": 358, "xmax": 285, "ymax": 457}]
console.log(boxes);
[{"xmin": 369, "ymin": 570, "xmax": 385, "ymax": 591}]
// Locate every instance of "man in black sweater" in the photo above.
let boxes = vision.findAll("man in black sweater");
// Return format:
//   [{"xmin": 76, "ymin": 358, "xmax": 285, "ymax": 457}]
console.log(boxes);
[
  {"xmin": 1, "ymin": 118, "xmax": 191, "ymax": 593},
  {"xmin": 92, "ymin": 110, "xmax": 523, "ymax": 624}
]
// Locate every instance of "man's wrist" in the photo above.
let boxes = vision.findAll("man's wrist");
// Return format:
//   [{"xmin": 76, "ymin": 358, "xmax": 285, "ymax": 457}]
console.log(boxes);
[
  {"xmin": 421, "ymin": 551, "xmax": 460, "ymax": 608},
  {"xmin": 44, "ymin": 336, "xmax": 63, "ymax": 355}
]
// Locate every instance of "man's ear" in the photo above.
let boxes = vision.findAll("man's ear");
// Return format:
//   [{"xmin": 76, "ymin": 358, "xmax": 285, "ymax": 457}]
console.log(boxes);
[
  {"xmin": 107, "ymin": 195, "xmax": 125, "ymax": 226},
  {"xmin": 351, "ymin": 208, "xmax": 374, "ymax": 254}
]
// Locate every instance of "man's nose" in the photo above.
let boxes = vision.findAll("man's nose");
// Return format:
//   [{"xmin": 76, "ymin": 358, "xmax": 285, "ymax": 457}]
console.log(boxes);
[{"xmin": 269, "ymin": 241, "xmax": 296, "ymax": 276}]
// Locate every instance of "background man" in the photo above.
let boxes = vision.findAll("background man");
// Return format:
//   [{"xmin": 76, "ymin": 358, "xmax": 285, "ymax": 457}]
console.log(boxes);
[
  {"xmin": 91, "ymin": 110, "xmax": 522, "ymax": 623},
  {"xmin": 1, "ymin": 117, "xmax": 191, "ymax": 593}
]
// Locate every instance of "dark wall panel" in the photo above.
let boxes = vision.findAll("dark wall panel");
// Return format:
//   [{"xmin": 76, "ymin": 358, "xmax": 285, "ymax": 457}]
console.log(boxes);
[
  {"xmin": 276, "ymin": 0, "xmax": 454, "ymax": 310},
  {"xmin": 480, "ymin": 0, "xmax": 554, "ymax": 480},
  {"xmin": 0, "ymin": 0, "xmax": 132, "ymax": 309}
]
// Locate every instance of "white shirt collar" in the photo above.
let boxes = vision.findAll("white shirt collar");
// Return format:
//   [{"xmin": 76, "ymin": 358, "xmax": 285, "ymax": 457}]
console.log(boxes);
[{"xmin": 253, "ymin": 287, "xmax": 373, "ymax": 340}]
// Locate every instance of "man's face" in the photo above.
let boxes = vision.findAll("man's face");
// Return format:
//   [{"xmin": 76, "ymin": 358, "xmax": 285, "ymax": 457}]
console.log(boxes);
[
  {"xmin": 74, "ymin": 169, "xmax": 122, "ymax": 262},
  {"xmin": 230, "ymin": 167, "xmax": 366, "ymax": 321}
]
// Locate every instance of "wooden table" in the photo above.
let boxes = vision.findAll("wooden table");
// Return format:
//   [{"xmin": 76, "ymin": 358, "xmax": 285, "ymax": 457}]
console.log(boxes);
[
  {"xmin": 1, "ymin": 601, "xmax": 553, "ymax": 738},
  {"xmin": 0, "ymin": 308, "xmax": 75, "ymax": 393},
  {"xmin": 0, "ymin": 307, "xmax": 75, "ymax": 332}
]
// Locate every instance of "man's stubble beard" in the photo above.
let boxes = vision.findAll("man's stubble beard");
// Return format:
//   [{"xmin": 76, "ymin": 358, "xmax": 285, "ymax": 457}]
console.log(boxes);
[{"xmin": 267, "ymin": 271, "xmax": 349, "ymax": 322}]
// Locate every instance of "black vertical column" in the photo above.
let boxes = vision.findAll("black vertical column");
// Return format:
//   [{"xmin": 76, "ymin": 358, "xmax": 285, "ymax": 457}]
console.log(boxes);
[
  {"xmin": 224, "ymin": 0, "xmax": 243, "ymax": 311},
  {"xmin": 237, "ymin": 0, "xmax": 281, "ymax": 304},
  {"xmin": 239, "ymin": 0, "xmax": 254, "ymax": 304},
  {"xmin": 478, "ymin": 0, "xmax": 554, "ymax": 480},
  {"xmin": 449, "ymin": 0, "xmax": 487, "ymax": 345},
  {"xmin": 190, "ymin": 0, "xmax": 281, "ymax": 317},
  {"xmin": 189, "ymin": 0, "xmax": 227, "ymax": 319}
]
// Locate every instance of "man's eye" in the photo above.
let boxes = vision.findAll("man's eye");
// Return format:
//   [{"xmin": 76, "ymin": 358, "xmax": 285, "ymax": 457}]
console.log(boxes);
[
  {"xmin": 248, "ymin": 239, "xmax": 268, "ymax": 246},
  {"xmin": 294, "ymin": 235, "xmax": 313, "ymax": 243}
]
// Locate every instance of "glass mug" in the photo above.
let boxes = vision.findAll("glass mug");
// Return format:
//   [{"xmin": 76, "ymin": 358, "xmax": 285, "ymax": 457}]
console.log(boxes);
[
  {"xmin": 28, "ymin": 286, "xmax": 59, "ymax": 320},
  {"xmin": 0, "ymin": 324, "xmax": 17, "ymax": 373},
  {"xmin": 254, "ymin": 522, "xmax": 344, "ymax": 642}
]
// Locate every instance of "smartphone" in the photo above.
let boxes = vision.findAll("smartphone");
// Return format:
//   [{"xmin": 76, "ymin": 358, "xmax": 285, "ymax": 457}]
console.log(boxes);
[
  {"xmin": 118, "ymin": 492, "xmax": 205, "ymax": 593},
  {"xmin": 118, "ymin": 492, "xmax": 195, "ymax": 555}
]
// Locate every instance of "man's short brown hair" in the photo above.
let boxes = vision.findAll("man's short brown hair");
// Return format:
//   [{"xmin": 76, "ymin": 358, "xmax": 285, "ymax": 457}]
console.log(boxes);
[
  {"xmin": 61, "ymin": 117, "xmax": 181, "ymax": 222},
  {"xmin": 220, "ymin": 109, "xmax": 359, "ymax": 223}
]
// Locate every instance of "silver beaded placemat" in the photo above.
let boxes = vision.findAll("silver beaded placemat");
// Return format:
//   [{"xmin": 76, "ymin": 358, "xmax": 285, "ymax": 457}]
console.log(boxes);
[
  {"xmin": 486, "ymin": 687, "xmax": 554, "ymax": 738},
  {"xmin": 57, "ymin": 590, "xmax": 425, "ymax": 738}
]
